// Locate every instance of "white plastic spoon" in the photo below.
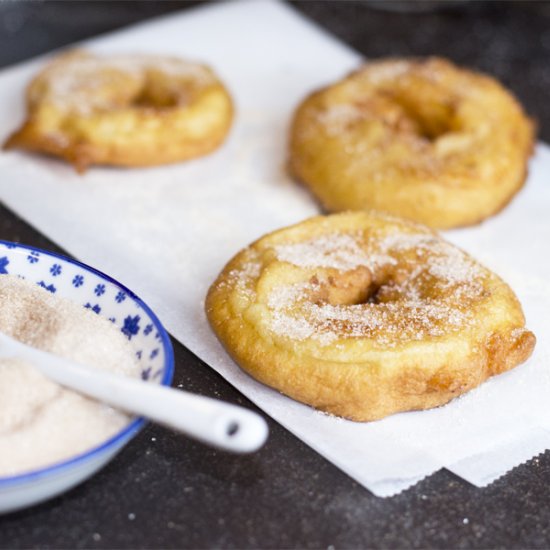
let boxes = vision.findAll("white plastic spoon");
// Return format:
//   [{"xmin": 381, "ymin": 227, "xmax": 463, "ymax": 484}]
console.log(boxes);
[{"xmin": 0, "ymin": 330, "xmax": 268, "ymax": 453}]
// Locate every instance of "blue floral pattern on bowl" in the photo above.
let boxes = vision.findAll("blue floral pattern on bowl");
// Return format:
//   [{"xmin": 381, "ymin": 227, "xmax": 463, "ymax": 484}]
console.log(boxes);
[{"xmin": 0, "ymin": 240, "xmax": 174, "ymax": 513}]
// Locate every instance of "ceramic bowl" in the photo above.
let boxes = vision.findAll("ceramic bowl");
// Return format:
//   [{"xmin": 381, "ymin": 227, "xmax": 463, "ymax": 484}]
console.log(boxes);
[{"xmin": 0, "ymin": 241, "xmax": 174, "ymax": 514}]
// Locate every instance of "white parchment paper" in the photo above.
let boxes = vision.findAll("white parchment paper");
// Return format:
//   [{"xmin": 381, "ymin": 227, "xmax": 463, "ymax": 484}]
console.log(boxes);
[{"xmin": 0, "ymin": 0, "xmax": 548, "ymax": 497}]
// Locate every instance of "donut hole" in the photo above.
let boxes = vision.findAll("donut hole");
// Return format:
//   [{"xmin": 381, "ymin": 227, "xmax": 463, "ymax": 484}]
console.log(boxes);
[
  {"xmin": 131, "ymin": 85, "xmax": 180, "ymax": 109},
  {"xmin": 360, "ymin": 273, "xmax": 404, "ymax": 306},
  {"xmin": 406, "ymin": 109, "xmax": 452, "ymax": 141},
  {"xmin": 365, "ymin": 283, "xmax": 384, "ymax": 305},
  {"xmin": 311, "ymin": 266, "xmax": 399, "ymax": 307},
  {"xmin": 391, "ymin": 93, "xmax": 457, "ymax": 141}
]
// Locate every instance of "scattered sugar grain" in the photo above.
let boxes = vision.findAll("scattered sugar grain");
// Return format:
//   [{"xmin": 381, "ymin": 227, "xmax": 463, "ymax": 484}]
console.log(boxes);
[
  {"xmin": 274, "ymin": 233, "xmax": 394, "ymax": 272},
  {"xmin": 44, "ymin": 54, "xmax": 216, "ymax": 114},
  {"xmin": 317, "ymin": 104, "xmax": 363, "ymax": 137},
  {"xmin": 266, "ymin": 229, "xmax": 483, "ymax": 346}
]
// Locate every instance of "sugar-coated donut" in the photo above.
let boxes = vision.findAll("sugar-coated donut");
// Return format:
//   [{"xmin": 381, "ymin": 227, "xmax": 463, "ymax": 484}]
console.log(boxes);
[
  {"xmin": 206, "ymin": 211, "xmax": 535, "ymax": 421},
  {"xmin": 4, "ymin": 50, "xmax": 234, "ymax": 172},
  {"xmin": 289, "ymin": 58, "xmax": 534, "ymax": 229}
]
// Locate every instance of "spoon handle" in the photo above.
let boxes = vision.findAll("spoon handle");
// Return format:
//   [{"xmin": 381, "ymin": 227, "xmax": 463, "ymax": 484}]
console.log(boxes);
[{"xmin": 0, "ymin": 332, "xmax": 268, "ymax": 453}]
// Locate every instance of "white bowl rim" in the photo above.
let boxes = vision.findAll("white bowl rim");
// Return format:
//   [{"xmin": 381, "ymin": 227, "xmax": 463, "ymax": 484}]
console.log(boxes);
[{"xmin": 0, "ymin": 240, "xmax": 175, "ymax": 488}]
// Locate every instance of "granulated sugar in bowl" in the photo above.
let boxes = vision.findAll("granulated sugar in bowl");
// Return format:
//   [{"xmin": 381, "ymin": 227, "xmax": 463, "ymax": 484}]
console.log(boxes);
[{"xmin": 0, "ymin": 241, "xmax": 174, "ymax": 514}]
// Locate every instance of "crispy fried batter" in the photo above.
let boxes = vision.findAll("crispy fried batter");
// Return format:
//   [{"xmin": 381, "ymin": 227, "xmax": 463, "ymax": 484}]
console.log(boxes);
[
  {"xmin": 206, "ymin": 211, "xmax": 535, "ymax": 421},
  {"xmin": 289, "ymin": 58, "xmax": 534, "ymax": 229},
  {"xmin": 4, "ymin": 51, "xmax": 234, "ymax": 172}
]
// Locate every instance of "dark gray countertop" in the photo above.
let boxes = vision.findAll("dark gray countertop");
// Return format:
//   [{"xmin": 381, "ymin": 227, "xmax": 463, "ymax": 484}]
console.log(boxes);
[{"xmin": 1, "ymin": 2, "xmax": 549, "ymax": 548}]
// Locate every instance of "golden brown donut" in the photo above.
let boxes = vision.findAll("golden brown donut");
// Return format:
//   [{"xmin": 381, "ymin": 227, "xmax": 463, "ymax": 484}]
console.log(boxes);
[
  {"xmin": 4, "ymin": 50, "xmax": 234, "ymax": 172},
  {"xmin": 289, "ymin": 58, "xmax": 534, "ymax": 229},
  {"xmin": 206, "ymin": 211, "xmax": 535, "ymax": 421}
]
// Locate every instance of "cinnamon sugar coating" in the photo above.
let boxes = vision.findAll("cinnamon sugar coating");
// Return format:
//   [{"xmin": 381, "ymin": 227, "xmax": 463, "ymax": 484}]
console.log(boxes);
[
  {"xmin": 4, "ymin": 50, "xmax": 233, "ymax": 172},
  {"xmin": 289, "ymin": 57, "xmax": 534, "ymax": 229},
  {"xmin": 206, "ymin": 211, "xmax": 535, "ymax": 421}
]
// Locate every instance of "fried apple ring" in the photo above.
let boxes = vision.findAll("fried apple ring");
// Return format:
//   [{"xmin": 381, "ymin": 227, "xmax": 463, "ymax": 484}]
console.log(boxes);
[
  {"xmin": 4, "ymin": 50, "xmax": 233, "ymax": 172},
  {"xmin": 289, "ymin": 58, "xmax": 534, "ymax": 229},
  {"xmin": 206, "ymin": 211, "xmax": 535, "ymax": 421}
]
